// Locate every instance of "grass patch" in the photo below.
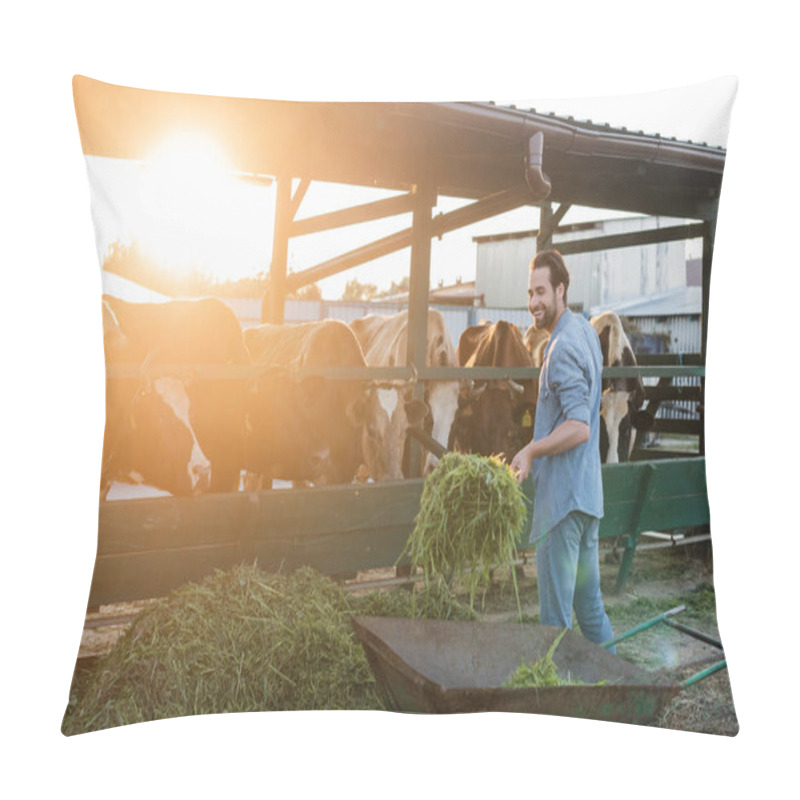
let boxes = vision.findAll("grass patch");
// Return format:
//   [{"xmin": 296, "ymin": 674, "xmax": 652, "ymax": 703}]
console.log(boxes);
[
  {"xmin": 603, "ymin": 583, "xmax": 720, "ymax": 671},
  {"xmin": 62, "ymin": 563, "xmax": 476, "ymax": 735}
]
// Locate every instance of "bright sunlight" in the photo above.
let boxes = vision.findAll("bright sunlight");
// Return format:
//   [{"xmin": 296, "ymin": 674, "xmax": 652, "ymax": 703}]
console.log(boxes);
[{"xmin": 134, "ymin": 131, "xmax": 274, "ymax": 280}]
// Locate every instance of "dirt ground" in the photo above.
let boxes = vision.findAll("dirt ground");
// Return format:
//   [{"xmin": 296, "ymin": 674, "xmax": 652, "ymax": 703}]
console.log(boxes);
[
  {"xmin": 76, "ymin": 537, "xmax": 737, "ymax": 736},
  {"xmin": 475, "ymin": 538, "xmax": 738, "ymax": 736}
]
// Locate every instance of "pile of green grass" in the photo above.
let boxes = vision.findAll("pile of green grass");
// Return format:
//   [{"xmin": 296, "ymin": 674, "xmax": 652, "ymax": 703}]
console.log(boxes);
[
  {"xmin": 401, "ymin": 452, "xmax": 529, "ymax": 610},
  {"xmin": 62, "ymin": 564, "xmax": 475, "ymax": 735},
  {"xmin": 503, "ymin": 629, "xmax": 606, "ymax": 689}
]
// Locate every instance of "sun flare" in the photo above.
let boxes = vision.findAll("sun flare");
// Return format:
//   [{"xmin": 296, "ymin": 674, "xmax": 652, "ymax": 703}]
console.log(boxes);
[{"xmin": 135, "ymin": 131, "xmax": 273, "ymax": 280}]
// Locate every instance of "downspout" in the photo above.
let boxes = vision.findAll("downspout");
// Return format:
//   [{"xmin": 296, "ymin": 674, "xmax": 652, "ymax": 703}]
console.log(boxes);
[{"xmin": 525, "ymin": 131, "xmax": 552, "ymax": 202}]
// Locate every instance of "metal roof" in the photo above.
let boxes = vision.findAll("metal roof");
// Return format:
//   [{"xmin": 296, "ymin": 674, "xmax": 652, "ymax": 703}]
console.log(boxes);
[
  {"xmin": 74, "ymin": 76, "xmax": 726, "ymax": 222},
  {"xmin": 592, "ymin": 286, "xmax": 703, "ymax": 318}
]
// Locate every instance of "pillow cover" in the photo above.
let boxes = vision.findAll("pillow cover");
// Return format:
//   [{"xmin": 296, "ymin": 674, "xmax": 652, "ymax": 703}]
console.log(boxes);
[{"xmin": 64, "ymin": 75, "xmax": 738, "ymax": 736}]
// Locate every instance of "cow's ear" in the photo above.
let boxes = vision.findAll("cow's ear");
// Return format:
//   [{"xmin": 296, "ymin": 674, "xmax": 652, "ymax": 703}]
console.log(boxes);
[{"xmin": 404, "ymin": 399, "xmax": 429, "ymax": 427}]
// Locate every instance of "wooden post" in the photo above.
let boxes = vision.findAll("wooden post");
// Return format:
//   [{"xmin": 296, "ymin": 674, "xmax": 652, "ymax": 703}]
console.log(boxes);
[
  {"xmin": 406, "ymin": 183, "xmax": 437, "ymax": 478},
  {"xmin": 700, "ymin": 219, "xmax": 715, "ymax": 456},
  {"xmin": 537, "ymin": 202, "xmax": 554, "ymax": 251},
  {"xmin": 262, "ymin": 175, "xmax": 292, "ymax": 324}
]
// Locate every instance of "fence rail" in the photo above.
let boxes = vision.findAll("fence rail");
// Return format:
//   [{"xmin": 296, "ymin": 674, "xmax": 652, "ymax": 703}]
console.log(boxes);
[{"xmin": 90, "ymin": 458, "xmax": 709, "ymax": 606}]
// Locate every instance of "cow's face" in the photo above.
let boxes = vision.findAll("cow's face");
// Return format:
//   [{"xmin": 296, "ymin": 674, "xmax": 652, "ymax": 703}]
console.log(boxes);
[
  {"xmin": 450, "ymin": 382, "xmax": 530, "ymax": 463},
  {"xmin": 598, "ymin": 386, "xmax": 652, "ymax": 464},
  {"xmin": 422, "ymin": 381, "xmax": 459, "ymax": 475},
  {"xmin": 128, "ymin": 376, "xmax": 212, "ymax": 496},
  {"xmin": 245, "ymin": 375, "xmax": 345, "ymax": 485},
  {"xmin": 361, "ymin": 386, "xmax": 428, "ymax": 481}
]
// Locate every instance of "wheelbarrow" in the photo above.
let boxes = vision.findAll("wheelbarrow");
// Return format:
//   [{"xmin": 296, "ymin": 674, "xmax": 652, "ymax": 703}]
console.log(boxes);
[{"xmin": 351, "ymin": 606, "xmax": 727, "ymax": 725}]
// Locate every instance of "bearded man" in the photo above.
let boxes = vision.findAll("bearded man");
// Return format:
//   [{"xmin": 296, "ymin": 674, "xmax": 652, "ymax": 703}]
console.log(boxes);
[{"xmin": 510, "ymin": 249, "xmax": 615, "ymax": 649}]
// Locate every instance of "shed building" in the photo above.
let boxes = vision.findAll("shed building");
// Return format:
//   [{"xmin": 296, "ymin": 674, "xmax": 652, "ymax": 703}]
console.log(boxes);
[{"xmin": 474, "ymin": 216, "xmax": 696, "ymax": 312}]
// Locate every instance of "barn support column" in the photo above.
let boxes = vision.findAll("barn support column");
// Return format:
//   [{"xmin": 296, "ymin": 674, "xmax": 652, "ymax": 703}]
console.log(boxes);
[
  {"xmin": 537, "ymin": 202, "xmax": 571, "ymax": 252},
  {"xmin": 537, "ymin": 202, "xmax": 554, "ymax": 251},
  {"xmin": 262, "ymin": 175, "xmax": 293, "ymax": 324},
  {"xmin": 406, "ymin": 183, "xmax": 437, "ymax": 478},
  {"xmin": 699, "ymin": 218, "xmax": 715, "ymax": 456}
]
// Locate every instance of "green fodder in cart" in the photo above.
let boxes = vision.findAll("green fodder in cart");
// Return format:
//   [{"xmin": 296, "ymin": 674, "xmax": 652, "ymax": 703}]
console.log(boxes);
[{"xmin": 504, "ymin": 629, "xmax": 608, "ymax": 689}]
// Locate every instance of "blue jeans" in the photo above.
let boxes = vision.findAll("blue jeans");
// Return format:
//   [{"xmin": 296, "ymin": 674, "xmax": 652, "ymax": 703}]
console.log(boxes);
[{"xmin": 536, "ymin": 511, "xmax": 616, "ymax": 653}]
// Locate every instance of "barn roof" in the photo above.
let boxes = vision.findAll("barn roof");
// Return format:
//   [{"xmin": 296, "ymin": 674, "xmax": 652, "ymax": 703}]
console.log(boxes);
[{"xmin": 73, "ymin": 76, "xmax": 726, "ymax": 222}]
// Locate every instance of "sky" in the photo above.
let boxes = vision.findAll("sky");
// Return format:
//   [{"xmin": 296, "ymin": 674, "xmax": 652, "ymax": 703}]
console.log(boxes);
[{"xmin": 85, "ymin": 76, "xmax": 735, "ymax": 299}]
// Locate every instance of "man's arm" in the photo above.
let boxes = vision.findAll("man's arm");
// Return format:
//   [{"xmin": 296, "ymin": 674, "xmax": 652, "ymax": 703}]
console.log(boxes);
[{"xmin": 510, "ymin": 419, "xmax": 590, "ymax": 484}]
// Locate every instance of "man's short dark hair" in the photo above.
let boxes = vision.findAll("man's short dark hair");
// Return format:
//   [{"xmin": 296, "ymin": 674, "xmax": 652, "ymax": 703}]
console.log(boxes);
[{"xmin": 530, "ymin": 249, "xmax": 570, "ymax": 305}]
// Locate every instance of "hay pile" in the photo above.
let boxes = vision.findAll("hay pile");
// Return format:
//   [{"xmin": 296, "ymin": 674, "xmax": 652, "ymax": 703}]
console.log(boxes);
[
  {"xmin": 62, "ymin": 564, "xmax": 475, "ymax": 735},
  {"xmin": 401, "ymin": 452, "xmax": 529, "ymax": 609}
]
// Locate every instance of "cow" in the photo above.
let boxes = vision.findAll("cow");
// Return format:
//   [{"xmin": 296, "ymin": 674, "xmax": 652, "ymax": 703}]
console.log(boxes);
[
  {"xmin": 349, "ymin": 309, "xmax": 460, "ymax": 479},
  {"xmin": 243, "ymin": 319, "xmax": 370, "ymax": 487},
  {"xmin": 100, "ymin": 295, "xmax": 250, "ymax": 500},
  {"xmin": 449, "ymin": 320, "xmax": 538, "ymax": 463},
  {"xmin": 523, "ymin": 311, "xmax": 652, "ymax": 463},
  {"xmin": 523, "ymin": 323, "xmax": 550, "ymax": 367},
  {"xmin": 589, "ymin": 311, "xmax": 651, "ymax": 464}
]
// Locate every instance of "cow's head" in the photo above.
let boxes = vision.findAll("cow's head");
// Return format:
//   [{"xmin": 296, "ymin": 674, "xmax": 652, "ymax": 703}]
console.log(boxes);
[
  {"xmin": 593, "ymin": 314, "xmax": 655, "ymax": 464},
  {"xmin": 421, "ymin": 380, "xmax": 460, "ymax": 475},
  {"xmin": 361, "ymin": 384, "xmax": 429, "ymax": 481},
  {"xmin": 245, "ymin": 372, "xmax": 361, "ymax": 486},
  {"xmin": 127, "ymin": 375, "xmax": 212, "ymax": 496},
  {"xmin": 449, "ymin": 380, "xmax": 533, "ymax": 464}
]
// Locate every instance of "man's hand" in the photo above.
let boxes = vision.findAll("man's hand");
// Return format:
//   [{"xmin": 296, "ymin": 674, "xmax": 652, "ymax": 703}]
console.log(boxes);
[
  {"xmin": 510, "ymin": 446, "xmax": 533, "ymax": 485},
  {"xmin": 509, "ymin": 419, "xmax": 591, "ymax": 485}
]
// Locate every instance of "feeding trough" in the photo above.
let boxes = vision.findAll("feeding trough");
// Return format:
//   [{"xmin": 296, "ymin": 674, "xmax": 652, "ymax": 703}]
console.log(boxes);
[{"xmin": 351, "ymin": 609, "xmax": 726, "ymax": 725}]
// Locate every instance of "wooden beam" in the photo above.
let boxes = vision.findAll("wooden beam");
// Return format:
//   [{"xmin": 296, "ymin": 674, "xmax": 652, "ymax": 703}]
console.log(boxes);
[
  {"xmin": 537, "ymin": 202, "xmax": 571, "ymax": 250},
  {"xmin": 286, "ymin": 227, "xmax": 413, "ymax": 292},
  {"xmin": 555, "ymin": 223, "xmax": 706, "ymax": 256},
  {"xmin": 285, "ymin": 184, "xmax": 534, "ymax": 292},
  {"xmin": 289, "ymin": 177, "xmax": 311, "ymax": 221},
  {"xmin": 290, "ymin": 191, "xmax": 416, "ymax": 238},
  {"xmin": 263, "ymin": 176, "xmax": 292, "ymax": 323},
  {"xmin": 537, "ymin": 202, "xmax": 554, "ymax": 250},
  {"xmin": 406, "ymin": 183, "xmax": 437, "ymax": 477},
  {"xmin": 700, "ymin": 219, "xmax": 714, "ymax": 456}
]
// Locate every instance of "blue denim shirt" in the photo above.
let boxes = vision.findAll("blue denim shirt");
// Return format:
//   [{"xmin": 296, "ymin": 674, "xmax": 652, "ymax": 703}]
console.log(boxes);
[{"xmin": 530, "ymin": 309, "xmax": 604, "ymax": 543}]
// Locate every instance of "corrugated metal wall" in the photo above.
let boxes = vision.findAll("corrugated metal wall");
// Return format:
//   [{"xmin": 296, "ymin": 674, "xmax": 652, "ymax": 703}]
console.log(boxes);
[{"xmin": 474, "ymin": 217, "xmax": 691, "ymax": 311}]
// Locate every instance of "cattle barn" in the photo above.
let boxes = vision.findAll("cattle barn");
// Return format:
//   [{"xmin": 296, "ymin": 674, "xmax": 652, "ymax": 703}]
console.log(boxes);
[{"xmin": 73, "ymin": 76, "xmax": 722, "ymax": 603}]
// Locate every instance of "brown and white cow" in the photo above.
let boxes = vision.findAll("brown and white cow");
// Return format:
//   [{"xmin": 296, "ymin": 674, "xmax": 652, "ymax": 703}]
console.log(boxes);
[
  {"xmin": 523, "ymin": 323, "xmax": 551, "ymax": 368},
  {"xmin": 100, "ymin": 295, "xmax": 250, "ymax": 500},
  {"xmin": 450, "ymin": 320, "xmax": 538, "ymax": 462},
  {"xmin": 523, "ymin": 311, "xmax": 652, "ymax": 463},
  {"xmin": 589, "ymin": 311, "xmax": 651, "ymax": 464},
  {"xmin": 350, "ymin": 309, "xmax": 460, "ymax": 479},
  {"xmin": 244, "ymin": 319, "xmax": 370, "ymax": 487}
]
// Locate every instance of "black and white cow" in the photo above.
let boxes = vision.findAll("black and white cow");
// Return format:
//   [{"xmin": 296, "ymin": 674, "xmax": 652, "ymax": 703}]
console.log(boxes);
[
  {"xmin": 100, "ymin": 295, "xmax": 250, "ymax": 499},
  {"xmin": 524, "ymin": 311, "xmax": 652, "ymax": 463},
  {"xmin": 589, "ymin": 311, "xmax": 652, "ymax": 463}
]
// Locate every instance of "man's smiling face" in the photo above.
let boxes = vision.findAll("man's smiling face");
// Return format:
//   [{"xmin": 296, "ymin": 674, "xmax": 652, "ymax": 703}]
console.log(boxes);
[{"xmin": 528, "ymin": 265, "xmax": 565, "ymax": 333}]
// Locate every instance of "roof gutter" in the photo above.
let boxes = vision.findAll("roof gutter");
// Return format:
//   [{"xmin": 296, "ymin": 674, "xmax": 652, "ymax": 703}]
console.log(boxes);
[{"xmin": 431, "ymin": 102, "xmax": 726, "ymax": 176}]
